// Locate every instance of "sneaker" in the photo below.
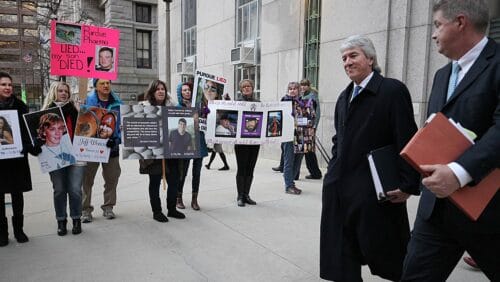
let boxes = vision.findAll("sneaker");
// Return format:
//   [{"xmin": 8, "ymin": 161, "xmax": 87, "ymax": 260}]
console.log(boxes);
[
  {"xmin": 81, "ymin": 212, "xmax": 93, "ymax": 223},
  {"xmin": 103, "ymin": 209, "xmax": 115, "ymax": 219},
  {"xmin": 286, "ymin": 186, "xmax": 302, "ymax": 195}
]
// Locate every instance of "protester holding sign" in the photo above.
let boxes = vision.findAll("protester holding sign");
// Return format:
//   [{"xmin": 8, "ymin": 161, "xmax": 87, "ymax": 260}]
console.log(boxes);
[
  {"xmin": 81, "ymin": 78, "xmax": 122, "ymax": 223},
  {"xmin": 41, "ymin": 81, "xmax": 85, "ymax": 236},
  {"xmin": 139, "ymin": 80, "xmax": 185, "ymax": 222},
  {"xmin": 176, "ymin": 82, "xmax": 208, "ymax": 211},
  {"xmin": 281, "ymin": 82, "xmax": 304, "ymax": 195},
  {"xmin": 0, "ymin": 71, "xmax": 41, "ymax": 247},
  {"xmin": 234, "ymin": 79, "xmax": 260, "ymax": 207}
]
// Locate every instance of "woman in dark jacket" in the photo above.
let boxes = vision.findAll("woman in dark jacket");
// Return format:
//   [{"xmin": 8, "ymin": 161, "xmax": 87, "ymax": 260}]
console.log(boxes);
[
  {"xmin": 41, "ymin": 81, "xmax": 85, "ymax": 236},
  {"xmin": 0, "ymin": 71, "xmax": 40, "ymax": 246},
  {"xmin": 139, "ymin": 79, "xmax": 185, "ymax": 222},
  {"xmin": 234, "ymin": 79, "xmax": 260, "ymax": 207},
  {"xmin": 175, "ymin": 82, "xmax": 208, "ymax": 210}
]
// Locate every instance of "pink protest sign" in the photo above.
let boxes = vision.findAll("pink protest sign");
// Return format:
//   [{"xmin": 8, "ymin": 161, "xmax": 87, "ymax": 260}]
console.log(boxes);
[{"xmin": 50, "ymin": 20, "xmax": 120, "ymax": 80}]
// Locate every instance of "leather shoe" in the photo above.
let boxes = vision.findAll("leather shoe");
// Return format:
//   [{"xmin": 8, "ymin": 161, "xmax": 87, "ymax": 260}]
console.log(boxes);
[
  {"xmin": 243, "ymin": 195, "xmax": 256, "ymax": 205},
  {"xmin": 237, "ymin": 197, "xmax": 245, "ymax": 207},
  {"xmin": 218, "ymin": 166, "xmax": 229, "ymax": 171},
  {"xmin": 272, "ymin": 166, "xmax": 283, "ymax": 172},
  {"xmin": 463, "ymin": 256, "xmax": 479, "ymax": 269},
  {"xmin": 305, "ymin": 175, "xmax": 322, "ymax": 179},
  {"xmin": 153, "ymin": 212, "xmax": 169, "ymax": 222},
  {"xmin": 167, "ymin": 209, "xmax": 186, "ymax": 219}
]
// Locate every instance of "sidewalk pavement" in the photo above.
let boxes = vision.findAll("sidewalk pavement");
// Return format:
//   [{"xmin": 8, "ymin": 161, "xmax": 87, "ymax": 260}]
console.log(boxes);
[{"xmin": 0, "ymin": 155, "xmax": 487, "ymax": 282}]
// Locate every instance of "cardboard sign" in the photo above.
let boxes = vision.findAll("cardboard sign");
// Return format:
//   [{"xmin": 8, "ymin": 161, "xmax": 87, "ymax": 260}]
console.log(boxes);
[
  {"xmin": 0, "ymin": 110, "xmax": 23, "ymax": 160},
  {"xmin": 206, "ymin": 100, "xmax": 294, "ymax": 145},
  {"xmin": 50, "ymin": 20, "xmax": 120, "ymax": 80},
  {"xmin": 23, "ymin": 107, "xmax": 76, "ymax": 173}
]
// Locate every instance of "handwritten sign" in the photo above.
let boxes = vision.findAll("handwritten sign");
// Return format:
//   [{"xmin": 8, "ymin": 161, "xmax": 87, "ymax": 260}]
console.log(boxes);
[{"xmin": 50, "ymin": 20, "xmax": 120, "ymax": 80}]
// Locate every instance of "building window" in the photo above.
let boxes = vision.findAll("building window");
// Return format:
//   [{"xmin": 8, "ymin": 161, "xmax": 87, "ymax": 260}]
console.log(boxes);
[
  {"xmin": 136, "ymin": 4, "xmax": 152, "ymax": 23},
  {"xmin": 136, "ymin": 30, "xmax": 152, "ymax": 68},
  {"xmin": 490, "ymin": 18, "xmax": 500, "ymax": 43},
  {"xmin": 182, "ymin": 0, "xmax": 196, "ymax": 59},
  {"xmin": 235, "ymin": 0, "xmax": 261, "ymax": 100},
  {"xmin": 303, "ymin": 0, "xmax": 321, "ymax": 88}
]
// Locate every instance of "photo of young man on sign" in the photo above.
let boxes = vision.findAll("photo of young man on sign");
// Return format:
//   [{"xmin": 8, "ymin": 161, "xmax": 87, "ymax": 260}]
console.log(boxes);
[{"xmin": 95, "ymin": 46, "xmax": 115, "ymax": 72}]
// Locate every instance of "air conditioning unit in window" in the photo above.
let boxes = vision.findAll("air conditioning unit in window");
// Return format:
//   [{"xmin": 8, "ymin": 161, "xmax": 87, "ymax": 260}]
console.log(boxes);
[
  {"xmin": 230, "ymin": 47, "xmax": 255, "ymax": 65},
  {"xmin": 176, "ymin": 62, "xmax": 194, "ymax": 74}
]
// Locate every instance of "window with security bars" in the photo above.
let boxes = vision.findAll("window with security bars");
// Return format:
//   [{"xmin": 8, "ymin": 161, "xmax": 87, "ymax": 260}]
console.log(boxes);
[
  {"xmin": 136, "ymin": 4, "xmax": 152, "ymax": 23},
  {"xmin": 235, "ymin": 0, "xmax": 261, "ymax": 100},
  {"xmin": 490, "ymin": 18, "xmax": 500, "ymax": 43},
  {"xmin": 303, "ymin": 0, "xmax": 321, "ymax": 88},
  {"xmin": 182, "ymin": 0, "xmax": 196, "ymax": 58},
  {"xmin": 136, "ymin": 30, "xmax": 152, "ymax": 68}
]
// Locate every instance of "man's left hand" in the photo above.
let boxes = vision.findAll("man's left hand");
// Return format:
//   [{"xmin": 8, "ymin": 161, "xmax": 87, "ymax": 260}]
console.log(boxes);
[
  {"xmin": 420, "ymin": 164, "xmax": 460, "ymax": 198},
  {"xmin": 386, "ymin": 189, "xmax": 410, "ymax": 203}
]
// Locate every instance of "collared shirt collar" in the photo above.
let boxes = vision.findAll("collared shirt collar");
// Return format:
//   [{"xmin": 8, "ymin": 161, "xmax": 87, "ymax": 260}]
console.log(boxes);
[
  {"xmin": 455, "ymin": 36, "xmax": 488, "ymax": 82},
  {"xmin": 350, "ymin": 71, "xmax": 374, "ymax": 102}
]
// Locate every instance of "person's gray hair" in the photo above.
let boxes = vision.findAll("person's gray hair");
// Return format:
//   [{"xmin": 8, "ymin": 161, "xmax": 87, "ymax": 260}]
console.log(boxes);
[
  {"xmin": 433, "ymin": 0, "xmax": 489, "ymax": 34},
  {"xmin": 339, "ymin": 35, "xmax": 381, "ymax": 73},
  {"xmin": 287, "ymin": 81, "xmax": 300, "ymax": 91}
]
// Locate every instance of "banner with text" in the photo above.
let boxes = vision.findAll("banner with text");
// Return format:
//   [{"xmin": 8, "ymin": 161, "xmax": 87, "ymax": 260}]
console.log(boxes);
[
  {"xmin": 50, "ymin": 20, "xmax": 120, "ymax": 80},
  {"xmin": 206, "ymin": 100, "xmax": 294, "ymax": 145},
  {"xmin": 120, "ymin": 105, "xmax": 200, "ymax": 160},
  {"xmin": 192, "ymin": 70, "xmax": 227, "ymax": 132}
]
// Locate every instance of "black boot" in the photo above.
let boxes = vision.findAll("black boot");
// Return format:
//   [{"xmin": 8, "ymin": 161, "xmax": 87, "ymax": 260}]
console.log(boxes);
[
  {"xmin": 243, "ymin": 177, "xmax": 256, "ymax": 205},
  {"xmin": 72, "ymin": 219, "xmax": 82, "ymax": 235},
  {"xmin": 237, "ymin": 194, "xmax": 245, "ymax": 207},
  {"xmin": 57, "ymin": 220, "xmax": 67, "ymax": 236},
  {"xmin": 0, "ymin": 217, "xmax": 8, "ymax": 247},
  {"xmin": 219, "ymin": 152, "xmax": 230, "ymax": 170},
  {"xmin": 12, "ymin": 216, "xmax": 28, "ymax": 243},
  {"xmin": 167, "ymin": 203, "xmax": 185, "ymax": 219}
]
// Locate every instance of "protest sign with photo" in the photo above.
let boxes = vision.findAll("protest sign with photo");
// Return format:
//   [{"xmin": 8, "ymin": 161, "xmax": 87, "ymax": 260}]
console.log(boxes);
[
  {"xmin": 192, "ymin": 70, "xmax": 227, "ymax": 132},
  {"xmin": 293, "ymin": 98, "xmax": 316, "ymax": 153},
  {"xmin": 206, "ymin": 100, "xmax": 294, "ymax": 145},
  {"xmin": 73, "ymin": 106, "xmax": 116, "ymax": 162},
  {"xmin": 23, "ymin": 107, "xmax": 76, "ymax": 173},
  {"xmin": 0, "ymin": 110, "xmax": 23, "ymax": 160},
  {"xmin": 50, "ymin": 20, "xmax": 120, "ymax": 80},
  {"xmin": 120, "ymin": 105, "xmax": 200, "ymax": 160},
  {"xmin": 121, "ymin": 104, "xmax": 163, "ymax": 160}
]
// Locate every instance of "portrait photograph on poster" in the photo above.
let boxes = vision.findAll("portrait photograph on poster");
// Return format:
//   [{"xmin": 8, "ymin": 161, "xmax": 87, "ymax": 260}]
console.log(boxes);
[
  {"xmin": 215, "ymin": 110, "xmax": 238, "ymax": 138},
  {"xmin": 240, "ymin": 111, "xmax": 263, "ymax": 138},
  {"xmin": 95, "ymin": 46, "xmax": 115, "ymax": 72},
  {"xmin": 73, "ymin": 106, "xmax": 116, "ymax": 163},
  {"xmin": 163, "ymin": 107, "xmax": 200, "ymax": 159},
  {"xmin": 192, "ymin": 71, "xmax": 227, "ymax": 108},
  {"xmin": 0, "ymin": 110, "xmax": 23, "ymax": 160},
  {"xmin": 266, "ymin": 110, "xmax": 282, "ymax": 137},
  {"xmin": 23, "ymin": 107, "xmax": 76, "ymax": 173},
  {"xmin": 293, "ymin": 100, "xmax": 316, "ymax": 154}
]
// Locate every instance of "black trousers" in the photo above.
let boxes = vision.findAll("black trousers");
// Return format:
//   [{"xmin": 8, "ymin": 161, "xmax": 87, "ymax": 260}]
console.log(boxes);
[
  {"xmin": 148, "ymin": 159, "xmax": 182, "ymax": 213},
  {"xmin": 401, "ymin": 206, "xmax": 500, "ymax": 281},
  {"xmin": 179, "ymin": 158, "xmax": 203, "ymax": 194},
  {"xmin": 234, "ymin": 144, "xmax": 260, "ymax": 196},
  {"xmin": 0, "ymin": 192, "xmax": 24, "ymax": 218},
  {"xmin": 305, "ymin": 151, "xmax": 322, "ymax": 177}
]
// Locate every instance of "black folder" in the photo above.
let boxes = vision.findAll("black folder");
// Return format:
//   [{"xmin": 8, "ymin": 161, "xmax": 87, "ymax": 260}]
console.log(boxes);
[{"xmin": 367, "ymin": 145, "xmax": 400, "ymax": 202}]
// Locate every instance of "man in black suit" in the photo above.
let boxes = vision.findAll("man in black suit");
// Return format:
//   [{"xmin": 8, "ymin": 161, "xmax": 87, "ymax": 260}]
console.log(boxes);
[
  {"xmin": 320, "ymin": 35, "xmax": 420, "ymax": 281},
  {"xmin": 401, "ymin": 1, "xmax": 500, "ymax": 281}
]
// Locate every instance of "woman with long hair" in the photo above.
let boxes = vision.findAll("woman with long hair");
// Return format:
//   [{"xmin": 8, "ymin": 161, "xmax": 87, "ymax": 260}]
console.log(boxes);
[
  {"xmin": 0, "ymin": 71, "xmax": 40, "ymax": 246},
  {"xmin": 41, "ymin": 81, "xmax": 85, "ymax": 236},
  {"xmin": 139, "ymin": 79, "xmax": 185, "ymax": 222},
  {"xmin": 175, "ymin": 82, "xmax": 208, "ymax": 210}
]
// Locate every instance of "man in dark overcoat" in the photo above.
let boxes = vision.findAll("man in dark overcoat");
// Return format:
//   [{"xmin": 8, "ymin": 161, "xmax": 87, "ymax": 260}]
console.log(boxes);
[
  {"xmin": 401, "ymin": 0, "xmax": 500, "ymax": 281},
  {"xmin": 319, "ymin": 35, "xmax": 420, "ymax": 281}
]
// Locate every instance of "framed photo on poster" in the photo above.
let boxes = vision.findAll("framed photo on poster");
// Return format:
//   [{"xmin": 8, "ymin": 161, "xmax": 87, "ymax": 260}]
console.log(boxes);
[
  {"xmin": 163, "ymin": 107, "xmax": 200, "ymax": 159},
  {"xmin": 0, "ymin": 110, "xmax": 23, "ymax": 160}
]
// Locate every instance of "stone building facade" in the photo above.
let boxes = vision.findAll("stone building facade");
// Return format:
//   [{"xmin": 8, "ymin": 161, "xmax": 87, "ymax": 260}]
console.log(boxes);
[{"xmin": 158, "ymin": 0, "xmax": 500, "ymax": 164}]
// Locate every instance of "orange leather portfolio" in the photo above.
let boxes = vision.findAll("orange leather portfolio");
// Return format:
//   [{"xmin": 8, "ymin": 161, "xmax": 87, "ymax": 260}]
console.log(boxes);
[{"xmin": 400, "ymin": 112, "xmax": 499, "ymax": 221}]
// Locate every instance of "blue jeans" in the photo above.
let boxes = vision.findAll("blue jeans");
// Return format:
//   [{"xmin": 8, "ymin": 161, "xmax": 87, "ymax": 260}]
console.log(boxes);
[
  {"xmin": 282, "ymin": 142, "xmax": 303, "ymax": 190},
  {"xmin": 49, "ymin": 165, "xmax": 85, "ymax": 220}
]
